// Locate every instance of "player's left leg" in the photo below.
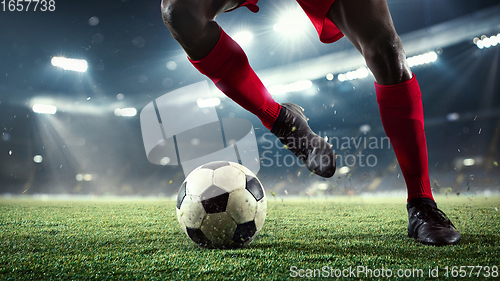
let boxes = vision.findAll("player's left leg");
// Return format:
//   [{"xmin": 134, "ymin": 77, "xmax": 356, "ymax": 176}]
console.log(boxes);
[
  {"xmin": 325, "ymin": 0, "xmax": 460, "ymax": 246},
  {"xmin": 161, "ymin": 0, "xmax": 336, "ymax": 177}
]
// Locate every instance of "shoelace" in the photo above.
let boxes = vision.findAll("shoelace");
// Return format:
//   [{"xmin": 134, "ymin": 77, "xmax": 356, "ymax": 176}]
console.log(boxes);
[{"xmin": 415, "ymin": 204, "xmax": 455, "ymax": 228}]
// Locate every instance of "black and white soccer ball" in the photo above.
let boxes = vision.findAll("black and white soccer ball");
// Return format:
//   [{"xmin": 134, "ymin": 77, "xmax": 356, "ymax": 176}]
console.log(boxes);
[{"xmin": 176, "ymin": 161, "xmax": 267, "ymax": 248}]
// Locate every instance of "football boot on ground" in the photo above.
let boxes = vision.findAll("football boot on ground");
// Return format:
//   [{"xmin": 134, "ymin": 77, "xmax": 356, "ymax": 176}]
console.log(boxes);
[
  {"xmin": 407, "ymin": 198, "xmax": 461, "ymax": 246},
  {"xmin": 271, "ymin": 103, "xmax": 336, "ymax": 178}
]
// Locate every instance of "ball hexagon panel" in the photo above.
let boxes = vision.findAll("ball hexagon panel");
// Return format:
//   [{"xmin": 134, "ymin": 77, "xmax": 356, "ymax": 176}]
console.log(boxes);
[
  {"xmin": 176, "ymin": 182, "xmax": 187, "ymax": 209},
  {"xmin": 200, "ymin": 185, "xmax": 229, "ymax": 214},
  {"xmin": 226, "ymin": 189, "xmax": 257, "ymax": 224},
  {"xmin": 186, "ymin": 227, "xmax": 212, "ymax": 248},
  {"xmin": 201, "ymin": 212, "xmax": 237, "ymax": 246},
  {"xmin": 201, "ymin": 161, "xmax": 231, "ymax": 170},
  {"xmin": 213, "ymin": 164, "xmax": 246, "ymax": 193},
  {"xmin": 245, "ymin": 175, "xmax": 265, "ymax": 201},
  {"xmin": 185, "ymin": 168, "xmax": 214, "ymax": 196},
  {"xmin": 232, "ymin": 220, "xmax": 257, "ymax": 246},
  {"xmin": 254, "ymin": 198, "xmax": 267, "ymax": 231},
  {"xmin": 177, "ymin": 195, "xmax": 206, "ymax": 229}
]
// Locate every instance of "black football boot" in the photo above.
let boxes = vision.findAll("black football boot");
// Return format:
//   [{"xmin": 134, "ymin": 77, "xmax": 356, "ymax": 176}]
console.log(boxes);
[
  {"xmin": 270, "ymin": 103, "xmax": 336, "ymax": 178},
  {"xmin": 407, "ymin": 198, "xmax": 461, "ymax": 246}
]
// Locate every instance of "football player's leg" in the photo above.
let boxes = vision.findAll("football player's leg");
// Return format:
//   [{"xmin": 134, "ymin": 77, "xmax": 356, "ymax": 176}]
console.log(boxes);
[
  {"xmin": 161, "ymin": 0, "xmax": 280, "ymax": 129},
  {"xmin": 327, "ymin": 0, "xmax": 428, "ymax": 200},
  {"xmin": 326, "ymin": 0, "xmax": 460, "ymax": 245},
  {"xmin": 161, "ymin": 0, "xmax": 336, "ymax": 177}
]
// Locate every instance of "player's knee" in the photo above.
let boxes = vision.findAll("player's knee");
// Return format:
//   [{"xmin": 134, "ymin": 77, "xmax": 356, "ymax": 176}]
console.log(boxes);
[
  {"xmin": 363, "ymin": 34, "xmax": 407, "ymax": 78},
  {"xmin": 161, "ymin": 0, "xmax": 177, "ymax": 28},
  {"xmin": 363, "ymin": 34, "xmax": 403, "ymax": 65}
]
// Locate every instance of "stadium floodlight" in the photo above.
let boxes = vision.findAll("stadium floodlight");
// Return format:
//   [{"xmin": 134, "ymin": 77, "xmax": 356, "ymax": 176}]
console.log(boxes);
[
  {"xmin": 446, "ymin": 112, "xmax": 460, "ymax": 122},
  {"xmin": 51, "ymin": 57, "xmax": 88, "ymax": 72},
  {"xmin": 114, "ymin": 108, "xmax": 137, "ymax": 117},
  {"xmin": 474, "ymin": 34, "xmax": 500, "ymax": 49},
  {"xmin": 406, "ymin": 51, "xmax": 437, "ymax": 67},
  {"xmin": 33, "ymin": 155, "xmax": 43, "ymax": 164},
  {"xmin": 196, "ymin": 97, "xmax": 221, "ymax": 108},
  {"xmin": 463, "ymin": 158, "xmax": 475, "ymax": 166},
  {"xmin": 233, "ymin": 30, "xmax": 253, "ymax": 46},
  {"xmin": 286, "ymin": 80, "xmax": 312, "ymax": 92},
  {"xmin": 273, "ymin": 10, "xmax": 308, "ymax": 34},
  {"xmin": 268, "ymin": 84, "xmax": 287, "ymax": 95},
  {"xmin": 490, "ymin": 36, "xmax": 498, "ymax": 46},
  {"xmin": 337, "ymin": 67, "xmax": 370, "ymax": 82},
  {"xmin": 32, "ymin": 104, "xmax": 57, "ymax": 114},
  {"xmin": 476, "ymin": 40, "xmax": 485, "ymax": 49},
  {"xmin": 268, "ymin": 80, "xmax": 312, "ymax": 95}
]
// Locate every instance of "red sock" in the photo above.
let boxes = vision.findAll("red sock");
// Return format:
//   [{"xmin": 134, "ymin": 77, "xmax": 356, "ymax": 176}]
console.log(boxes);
[
  {"xmin": 375, "ymin": 75, "xmax": 434, "ymax": 201},
  {"xmin": 189, "ymin": 29, "xmax": 281, "ymax": 130}
]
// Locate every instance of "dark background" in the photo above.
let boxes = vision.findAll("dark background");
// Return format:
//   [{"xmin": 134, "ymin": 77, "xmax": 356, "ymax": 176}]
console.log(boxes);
[{"xmin": 0, "ymin": 0, "xmax": 499, "ymax": 196}]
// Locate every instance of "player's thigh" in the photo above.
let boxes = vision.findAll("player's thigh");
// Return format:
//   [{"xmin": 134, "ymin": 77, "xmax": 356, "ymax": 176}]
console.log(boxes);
[
  {"xmin": 162, "ymin": 0, "xmax": 245, "ymax": 21},
  {"xmin": 326, "ymin": 0, "xmax": 398, "ymax": 54}
]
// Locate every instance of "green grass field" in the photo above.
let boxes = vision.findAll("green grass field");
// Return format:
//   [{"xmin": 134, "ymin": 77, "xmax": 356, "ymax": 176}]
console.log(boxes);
[{"xmin": 1, "ymin": 195, "xmax": 499, "ymax": 280}]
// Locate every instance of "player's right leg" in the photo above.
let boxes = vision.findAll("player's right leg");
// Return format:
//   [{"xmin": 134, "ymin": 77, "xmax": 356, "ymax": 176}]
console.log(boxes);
[
  {"xmin": 161, "ymin": 0, "xmax": 282, "ymax": 130},
  {"xmin": 161, "ymin": 0, "xmax": 242, "ymax": 60},
  {"xmin": 161, "ymin": 0, "xmax": 336, "ymax": 177},
  {"xmin": 325, "ymin": 0, "xmax": 460, "ymax": 245}
]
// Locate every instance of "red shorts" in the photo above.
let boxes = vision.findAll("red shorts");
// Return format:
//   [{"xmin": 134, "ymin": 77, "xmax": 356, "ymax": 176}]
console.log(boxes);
[{"xmin": 230, "ymin": 0, "xmax": 343, "ymax": 43}]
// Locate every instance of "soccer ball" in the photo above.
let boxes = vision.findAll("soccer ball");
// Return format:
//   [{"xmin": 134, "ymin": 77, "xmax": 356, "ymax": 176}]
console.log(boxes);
[{"xmin": 176, "ymin": 161, "xmax": 267, "ymax": 248}]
